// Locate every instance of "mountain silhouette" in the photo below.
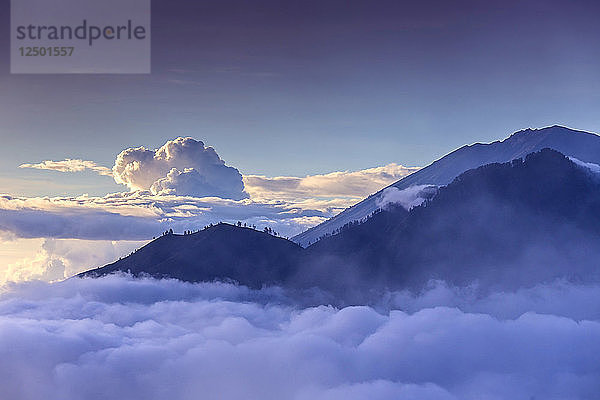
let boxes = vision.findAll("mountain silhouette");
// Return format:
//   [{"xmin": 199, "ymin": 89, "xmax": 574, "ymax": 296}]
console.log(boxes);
[
  {"xmin": 81, "ymin": 148, "xmax": 600, "ymax": 293},
  {"xmin": 293, "ymin": 126, "xmax": 600, "ymax": 247},
  {"xmin": 303, "ymin": 149, "xmax": 600, "ymax": 291},
  {"xmin": 80, "ymin": 223, "xmax": 303, "ymax": 288}
]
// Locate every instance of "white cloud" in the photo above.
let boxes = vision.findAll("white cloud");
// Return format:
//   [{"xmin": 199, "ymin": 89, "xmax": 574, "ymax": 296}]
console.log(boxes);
[
  {"xmin": 19, "ymin": 159, "xmax": 113, "ymax": 176},
  {"xmin": 150, "ymin": 167, "xmax": 244, "ymax": 199},
  {"xmin": 0, "ymin": 238, "xmax": 147, "ymax": 284},
  {"xmin": 0, "ymin": 242, "xmax": 66, "ymax": 284},
  {"xmin": 375, "ymin": 185, "xmax": 437, "ymax": 210},
  {"xmin": 112, "ymin": 137, "xmax": 248, "ymax": 200},
  {"xmin": 0, "ymin": 276, "xmax": 598, "ymax": 400},
  {"xmin": 244, "ymin": 163, "xmax": 420, "ymax": 201}
]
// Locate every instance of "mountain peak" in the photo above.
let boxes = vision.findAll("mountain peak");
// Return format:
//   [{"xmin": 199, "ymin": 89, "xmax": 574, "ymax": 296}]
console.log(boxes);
[
  {"xmin": 292, "ymin": 126, "xmax": 600, "ymax": 247},
  {"xmin": 302, "ymin": 147, "xmax": 600, "ymax": 291},
  {"xmin": 81, "ymin": 222, "xmax": 303, "ymax": 288},
  {"xmin": 506, "ymin": 125, "xmax": 597, "ymax": 142}
]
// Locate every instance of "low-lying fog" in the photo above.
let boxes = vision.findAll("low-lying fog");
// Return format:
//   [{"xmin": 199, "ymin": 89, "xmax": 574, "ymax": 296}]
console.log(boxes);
[{"xmin": 0, "ymin": 274, "xmax": 599, "ymax": 400}]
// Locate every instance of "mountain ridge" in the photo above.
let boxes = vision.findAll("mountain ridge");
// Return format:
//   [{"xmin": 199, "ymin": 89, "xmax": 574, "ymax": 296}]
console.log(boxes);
[
  {"xmin": 300, "ymin": 148, "xmax": 600, "ymax": 291},
  {"xmin": 81, "ymin": 148, "xmax": 600, "ymax": 294},
  {"xmin": 80, "ymin": 223, "xmax": 303, "ymax": 288},
  {"xmin": 292, "ymin": 125, "xmax": 600, "ymax": 247}
]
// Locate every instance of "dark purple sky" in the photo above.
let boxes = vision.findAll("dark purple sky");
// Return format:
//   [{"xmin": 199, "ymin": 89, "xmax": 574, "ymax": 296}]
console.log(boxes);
[{"xmin": 1, "ymin": 0, "xmax": 600, "ymax": 195}]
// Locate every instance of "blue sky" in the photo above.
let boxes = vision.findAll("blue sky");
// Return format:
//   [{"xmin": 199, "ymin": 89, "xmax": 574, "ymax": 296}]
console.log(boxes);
[
  {"xmin": 3, "ymin": 0, "xmax": 600, "ymax": 281},
  {"xmin": 2, "ymin": 0, "xmax": 600, "ymax": 197}
]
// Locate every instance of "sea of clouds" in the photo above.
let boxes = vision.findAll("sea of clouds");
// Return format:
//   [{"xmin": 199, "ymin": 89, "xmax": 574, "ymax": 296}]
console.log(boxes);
[{"xmin": 0, "ymin": 275, "xmax": 599, "ymax": 400}]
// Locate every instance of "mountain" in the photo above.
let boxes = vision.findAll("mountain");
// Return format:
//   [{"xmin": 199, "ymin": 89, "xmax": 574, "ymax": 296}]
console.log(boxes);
[
  {"xmin": 292, "ymin": 126, "xmax": 600, "ymax": 247},
  {"xmin": 80, "ymin": 223, "xmax": 303, "ymax": 289},
  {"xmin": 302, "ymin": 149, "xmax": 600, "ymax": 291},
  {"xmin": 81, "ymin": 148, "xmax": 600, "ymax": 293}
]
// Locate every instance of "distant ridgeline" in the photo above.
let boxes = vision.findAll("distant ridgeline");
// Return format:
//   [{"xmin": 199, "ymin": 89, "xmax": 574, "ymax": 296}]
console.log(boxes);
[
  {"xmin": 292, "ymin": 125, "xmax": 600, "ymax": 247},
  {"xmin": 80, "ymin": 148, "xmax": 600, "ymax": 294}
]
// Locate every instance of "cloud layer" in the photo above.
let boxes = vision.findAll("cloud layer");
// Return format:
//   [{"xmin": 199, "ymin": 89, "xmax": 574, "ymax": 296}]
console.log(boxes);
[
  {"xmin": 244, "ymin": 163, "xmax": 420, "ymax": 201},
  {"xmin": 0, "ymin": 238, "xmax": 146, "ymax": 285},
  {"xmin": 0, "ymin": 192, "xmax": 334, "ymax": 241},
  {"xmin": 5, "ymin": 142, "xmax": 421, "ymax": 246},
  {"xmin": 112, "ymin": 137, "xmax": 248, "ymax": 200},
  {"xmin": 19, "ymin": 159, "xmax": 113, "ymax": 176},
  {"xmin": 0, "ymin": 276, "xmax": 599, "ymax": 400}
]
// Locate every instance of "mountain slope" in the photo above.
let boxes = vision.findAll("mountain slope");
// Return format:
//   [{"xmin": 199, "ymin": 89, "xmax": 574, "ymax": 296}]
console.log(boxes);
[
  {"xmin": 80, "ymin": 223, "xmax": 303, "ymax": 288},
  {"xmin": 303, "ymin": 149, "xmax": 600, "ymax": 291},
  {"xmin": 292, "ymin": 126, "xmax": 600, "ymax": 247}
]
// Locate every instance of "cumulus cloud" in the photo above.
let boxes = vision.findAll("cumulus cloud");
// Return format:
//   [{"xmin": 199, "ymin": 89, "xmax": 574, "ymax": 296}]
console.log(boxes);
[
  {"xmin": 0, "ymin": 276, "xmax": 599, "ymax": 400},
  {"xmin": 112, "ymin": 137, "xmax": 247, "ymax": 200},
  {"xmin": 376, "ymin": 185, "xmax": 437, "ymax": 210},
  {"xmin": 0, "ymin": 245, "xmax": 66, "ymax": 284},
  {"xmin": 150, "ymin": 167, "xmax": 244, "ymax": 199},
  {"xmin": 244, "ymin": 163, "xmax": 420, "ymax": 201},
  {"xmin": 19, "ymin": 159, "xmax": 113, "ymax": 176},
  {"xmin": 0, "ymin": 239, "xmax": 147, "ymax": 284}
]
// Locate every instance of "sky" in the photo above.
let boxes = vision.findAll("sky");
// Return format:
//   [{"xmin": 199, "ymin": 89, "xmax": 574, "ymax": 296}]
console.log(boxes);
[{"xmin": 3, "ymin": 0, "xmax": 600, "ymax": 281}]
